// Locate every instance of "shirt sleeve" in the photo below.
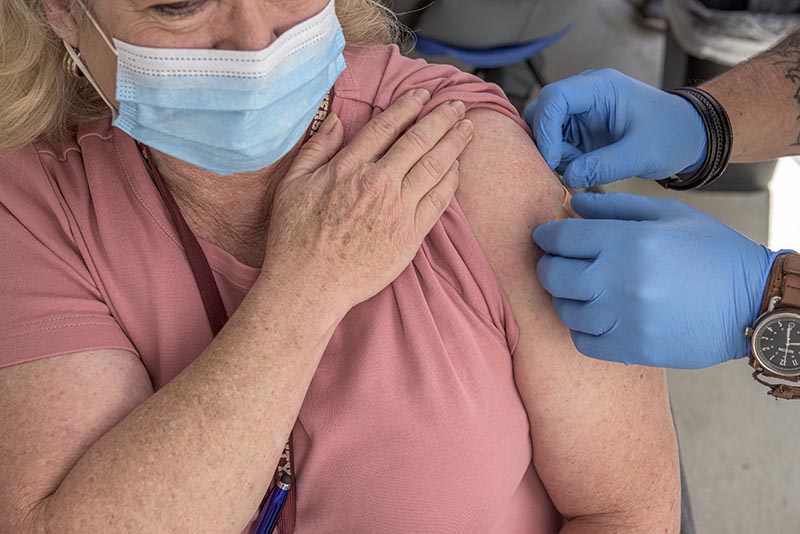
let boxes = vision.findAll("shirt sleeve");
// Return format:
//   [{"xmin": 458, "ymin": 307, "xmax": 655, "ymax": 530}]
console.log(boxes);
[
  {"xmin": 371, "ymin": 45, "xmax": 530, "ymax": 134},
  {"xmin": 0, "ymin": 144, "xmax": 137, "ymax": 369},
  {"xmin": 353, "ymin": 45, "xmax": 526, "ymax": 355}
]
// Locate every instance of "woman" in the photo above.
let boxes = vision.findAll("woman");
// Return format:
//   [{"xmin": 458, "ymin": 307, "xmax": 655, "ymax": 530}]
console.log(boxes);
[{"xmin": 0, "ymin": 1, "xmax": 679, "ymax": 533}]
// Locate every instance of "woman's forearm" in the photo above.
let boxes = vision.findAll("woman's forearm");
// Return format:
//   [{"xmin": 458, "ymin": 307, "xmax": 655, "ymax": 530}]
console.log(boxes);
[
  {"xmin": 37, "ymin": 274, "xmax": 347, "ymax": 534},
  {"xmin": 702, "ymin": 27, "xmax": 800, "ymax": 163}
]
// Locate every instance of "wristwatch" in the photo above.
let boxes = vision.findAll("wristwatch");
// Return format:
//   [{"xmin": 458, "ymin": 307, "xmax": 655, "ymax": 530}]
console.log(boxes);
[{"xmin": 746, "ymin": 252, "xmax": 800, "ymax": 399}]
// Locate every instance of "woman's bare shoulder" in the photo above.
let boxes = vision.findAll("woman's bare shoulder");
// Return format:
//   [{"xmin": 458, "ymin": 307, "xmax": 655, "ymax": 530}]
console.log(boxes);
[
  {"xmin": 455, "ymin": 108, "xmax": 565, "ymax": 285},
  {"xmin": 455, "ymin": 107, "xmax": 680, "ymax": 531}
]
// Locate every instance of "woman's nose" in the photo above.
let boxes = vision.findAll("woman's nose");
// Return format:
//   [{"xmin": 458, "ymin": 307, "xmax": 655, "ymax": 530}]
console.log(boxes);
[{"xmin": 212, "ymin": 3, "xmax": 279, "ymax": 51}]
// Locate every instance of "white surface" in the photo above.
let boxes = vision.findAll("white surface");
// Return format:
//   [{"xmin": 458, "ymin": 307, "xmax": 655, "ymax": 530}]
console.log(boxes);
[
  {"xmin": 769, "ymin": 157, "xmax": 800, "ymax": 251},
  {"xmin": 665, "ymin": 0, "xmax": 795, "ymax": 66},
  {"xmin": 667, "ymin": 361, "xmax": 800, "ymax": 534}
]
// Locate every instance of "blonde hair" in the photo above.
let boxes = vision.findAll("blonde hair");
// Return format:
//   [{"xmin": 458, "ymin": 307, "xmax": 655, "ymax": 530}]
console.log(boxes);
[{"xmin": 0, "ymin": 0, "xmax": 398, "ymax": 150}]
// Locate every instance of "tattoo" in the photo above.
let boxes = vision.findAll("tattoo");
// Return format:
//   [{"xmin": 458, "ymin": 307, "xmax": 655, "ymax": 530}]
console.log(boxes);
[{"xmin": 764, "ymin": 28, "xmax": 800, "ymax": 146}]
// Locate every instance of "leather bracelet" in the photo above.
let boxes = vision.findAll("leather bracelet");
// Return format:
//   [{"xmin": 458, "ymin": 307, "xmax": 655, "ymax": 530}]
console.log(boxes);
[{"xmin": 658, "ymin": 87, "xmax": 733, "ymax": 191}]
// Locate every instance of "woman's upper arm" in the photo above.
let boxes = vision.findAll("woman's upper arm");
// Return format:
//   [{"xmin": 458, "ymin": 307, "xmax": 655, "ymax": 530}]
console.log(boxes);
[
  {"xmin": 456, "ymin": 109, "xmax": 680, "ymax": 530},
  {"xmin": 0, "ymin": 350, "xmax": 153, "ymax": 533}
]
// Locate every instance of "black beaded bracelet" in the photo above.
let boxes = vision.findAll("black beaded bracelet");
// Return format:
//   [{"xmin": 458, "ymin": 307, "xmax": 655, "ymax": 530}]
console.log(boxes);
[{"xmin": 657, "ymin": 87, "xmax": 733, "ymax": 191}]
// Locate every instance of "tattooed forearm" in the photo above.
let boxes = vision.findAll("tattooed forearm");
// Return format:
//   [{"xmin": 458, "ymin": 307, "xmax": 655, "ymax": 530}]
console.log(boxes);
[
  {"xmin": 699, "ymin": 25, "xmax": 800, "ymax": 161},
  {"xmin": 763, "ymin": 28, "xmax": 800, "ymax": 146}
]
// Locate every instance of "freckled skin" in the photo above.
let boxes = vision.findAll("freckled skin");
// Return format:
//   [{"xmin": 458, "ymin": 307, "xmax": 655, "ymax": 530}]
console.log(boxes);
[{"xmin": 457, "ymin": 108, "xmax": 680, "ymax": 533}]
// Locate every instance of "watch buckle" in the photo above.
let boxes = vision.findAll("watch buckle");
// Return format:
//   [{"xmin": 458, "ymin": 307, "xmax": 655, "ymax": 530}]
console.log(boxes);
[{"xmin": 752, "ymin": 369, "xmax": 800, "ymax": 400}]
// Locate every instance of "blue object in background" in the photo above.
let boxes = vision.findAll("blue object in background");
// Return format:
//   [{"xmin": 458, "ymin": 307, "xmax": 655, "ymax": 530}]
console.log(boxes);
[
  {"xmin": 412, "ymin": 26, "xmax": 570, "ymax": 69},
  {"xmin": 411, "ymin": 26, "xmax": 570, "ymax": 111}
]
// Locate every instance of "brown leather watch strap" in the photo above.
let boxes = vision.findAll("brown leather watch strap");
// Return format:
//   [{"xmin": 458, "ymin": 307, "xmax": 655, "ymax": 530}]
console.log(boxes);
[
  {"xmin": 759, "ymin": 253, "xmax": 800, "ymax": 311},
  {"xmin": 751, "ymin": 253, "xmax": 800, "ymax": 399},
  {"xmin": 751, "ymin": 371, "xmax": 800, "ymax": 400}
]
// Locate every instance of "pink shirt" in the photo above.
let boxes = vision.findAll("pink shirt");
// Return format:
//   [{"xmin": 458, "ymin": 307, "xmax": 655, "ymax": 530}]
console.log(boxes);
[{"xmin": 0, "ymin": 44, "xmax": 562, "ymax": 533}]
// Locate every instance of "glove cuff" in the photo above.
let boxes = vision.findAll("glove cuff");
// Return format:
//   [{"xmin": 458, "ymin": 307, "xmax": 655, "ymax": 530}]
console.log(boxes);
[{"xmin": 658, "ymin": 87, "xmax": 733, "ymax": 191}]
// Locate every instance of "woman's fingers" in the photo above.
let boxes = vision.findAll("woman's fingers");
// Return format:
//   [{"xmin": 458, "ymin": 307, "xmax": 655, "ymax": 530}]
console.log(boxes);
[
  {"xmin": 401, "ymin": 117, "xmax": 473, "ymax": 205},
  {"xmin": 380, "ymin": 99, "xmax": 467, "ymax": 176},
  {"xmin": 286, "ymin": 113, "xmax": 345, "ymax": 177},
  {"xmin": 415, "ymin": 160, "xmax": 460, "ymax": 236},
  {"xmin": 341, "ymin": 89, "xmax": 431, "ymax": 163},
  {"xmin": 269, "ymin": 90, "xmax": 471, "ymax": 309}
]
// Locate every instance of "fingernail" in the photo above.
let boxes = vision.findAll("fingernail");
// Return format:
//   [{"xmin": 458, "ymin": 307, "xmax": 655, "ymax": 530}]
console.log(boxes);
[
  {"xmin": 449, "ymin": 100, "xmax": 466, "ymax": 114},
  {"xmin": 412, "ymin": 88, "xmax": 431, "ymax": 102},
  {"xmin": 456, "ymin": 119, "xmax": 473, "ymax": 135},
  {"xmin": 319, "ymin": 112, "xmax": 339, "ymax": 135}
]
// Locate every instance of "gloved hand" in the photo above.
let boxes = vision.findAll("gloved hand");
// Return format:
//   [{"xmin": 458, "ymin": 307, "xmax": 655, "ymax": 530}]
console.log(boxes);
[
  {"xmin": 524, "ymin": 68, "xmax": 708, "ymax": 189},
  {"xmin": 533, "ymin": 192, "xmax": 772, "ymax": 369}
]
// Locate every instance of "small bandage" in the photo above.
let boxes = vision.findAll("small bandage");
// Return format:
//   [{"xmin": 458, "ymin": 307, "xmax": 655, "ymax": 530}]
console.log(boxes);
[
  {"xmin": 561, "ymin": 184, "xmax": 580, "ymax": 219},
  {"xmin": 551, "ymin": 169, "xmax": 579, "ymax": 219}
]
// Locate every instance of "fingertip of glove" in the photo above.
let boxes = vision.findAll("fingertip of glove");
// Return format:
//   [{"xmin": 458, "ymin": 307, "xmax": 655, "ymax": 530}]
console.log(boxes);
[
  {"xmin": 531, "ymin": 225, "xmax": 544, "ymax": 243},
  {"xmin": 562, "ymin": 160, "xmax": 589, "ymax": 188},
  {"xmin": 534, "ymin": 142, "xmax": 560, "ymax": 171},
  {"xmin": 569, "ymin": 190, "xmax": 607, "ymax": 213},
  {"xmin": 561, "ymin": 174, "xmax": 583, "ymax": 189},
  {"xmin": 532, "ymin": 221, "xmax": 553, "ymax": 244},
  {"xmin": 545, "ymin": 154, "xmax": 561, "ymax": 171},
  {"xmin": 523, "ymin": 100, "xmax": 537, "ymax": 125}
]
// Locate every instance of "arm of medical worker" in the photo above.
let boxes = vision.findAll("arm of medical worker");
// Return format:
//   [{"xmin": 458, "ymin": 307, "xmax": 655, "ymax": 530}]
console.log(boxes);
[
  {"xmin": 525, "ymin": 25, "xmax": 800, "ymax": 188},
  {"xmin": 458, "ymin": 110, "xmax": 680, "ymax": 532}
]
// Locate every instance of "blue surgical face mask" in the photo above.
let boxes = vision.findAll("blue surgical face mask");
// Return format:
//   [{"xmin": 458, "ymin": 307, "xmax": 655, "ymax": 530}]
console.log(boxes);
[{"xmin": 65, "ymin": 0, "xmax": 346, "ymax": 175}]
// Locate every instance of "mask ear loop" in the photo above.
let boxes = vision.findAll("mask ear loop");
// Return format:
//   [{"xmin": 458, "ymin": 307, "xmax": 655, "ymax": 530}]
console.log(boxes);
[
  {"xmin": 74, "ymin": 0, "xmax": 117, "ymax": 53},
  {"xmin": 68, "ymin": 0, "xmax": 120, "ymax": 120},
  {"xmin": 63, "ymin": 42, "xmax": 118, "ymax": 120}
]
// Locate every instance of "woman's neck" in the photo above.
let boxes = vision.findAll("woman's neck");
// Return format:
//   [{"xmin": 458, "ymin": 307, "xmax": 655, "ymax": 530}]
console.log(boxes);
[{"xmin": 149, "ymin": 143, "xmax": 302, "ymax": 269}]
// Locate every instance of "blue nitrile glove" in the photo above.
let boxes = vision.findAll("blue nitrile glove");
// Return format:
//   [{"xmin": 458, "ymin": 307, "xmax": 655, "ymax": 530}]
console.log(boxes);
[
  {"xmin": 524, "ymin": 68, "xmax": 708, "ymax": 189},
  {"xmin": 533, "ymin": 192, "xmax": 775, "ymax": 369}
]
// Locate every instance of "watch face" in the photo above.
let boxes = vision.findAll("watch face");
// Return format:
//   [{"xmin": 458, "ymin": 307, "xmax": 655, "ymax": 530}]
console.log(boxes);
[{"xmin": 753, "ymin": 312, "xmax": 800, "ymax": 377}]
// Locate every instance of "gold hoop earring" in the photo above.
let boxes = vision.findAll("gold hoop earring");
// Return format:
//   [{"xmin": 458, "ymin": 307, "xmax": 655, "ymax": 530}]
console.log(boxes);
[{"xmin": 63, "ymin": 49, "xmax": 85, "ymax": 79}]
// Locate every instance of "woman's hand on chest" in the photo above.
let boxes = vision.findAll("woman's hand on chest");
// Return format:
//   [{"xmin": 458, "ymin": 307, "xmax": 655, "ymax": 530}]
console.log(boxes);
[{"xmin": 263, "ymin": 89, "xmax": 475, "ymax": 312}]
